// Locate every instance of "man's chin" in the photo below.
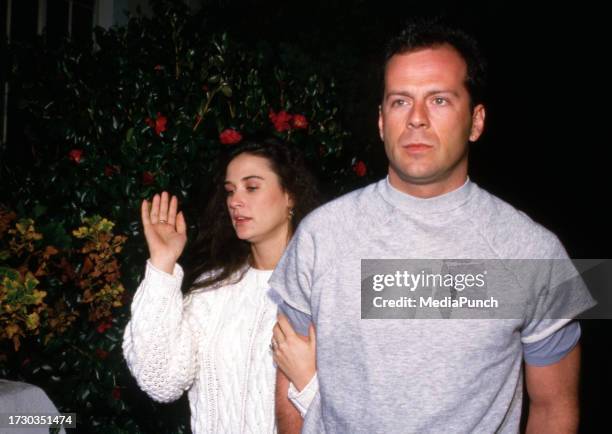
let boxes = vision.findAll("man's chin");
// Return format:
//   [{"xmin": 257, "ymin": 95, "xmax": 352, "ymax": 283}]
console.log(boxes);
[{"xmin": 389, "ymin": 164, "xmax": 440, "ymax": 185}]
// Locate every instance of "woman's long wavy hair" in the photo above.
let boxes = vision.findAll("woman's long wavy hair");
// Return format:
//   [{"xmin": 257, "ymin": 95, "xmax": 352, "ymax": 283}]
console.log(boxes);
[{"xmin": 181, "ymin": 138, "xmax": 321, "ymax": 293}]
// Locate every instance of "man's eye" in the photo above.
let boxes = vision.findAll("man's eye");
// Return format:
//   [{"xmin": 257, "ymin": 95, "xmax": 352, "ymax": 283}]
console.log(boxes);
[
  {"xmin": 391, "ymin": 99, "xmax": 406, "ymax": 107},
  {"xmin": 433, "ymin": 97, "xmax": 448, "ymax": 105}
]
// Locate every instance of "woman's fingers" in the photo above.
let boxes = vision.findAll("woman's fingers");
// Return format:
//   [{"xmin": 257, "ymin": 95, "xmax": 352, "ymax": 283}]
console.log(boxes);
[
  {"xmin": 141, "ymin": 199, "xmax": 152, "ymax": 228},
  {"xmin": 276, "ymin": 313, "xmax": 297, "ymax": 338},
  {"xmin": 150, "ymin": 194, "xmax": 160, "ymax": 223},
  {"xmin": 159, "ymin": 191, "xmax": 169, "ymax": 223},
  {"xmin": 147, "ymin": 192, "xmax": 181, "ymax": 227},
  {"xmin": 273, "ymin": 322, "xmax": 286, "ymax": 343},
  {"xmin": 176, "ymin": 211, "xmax": 187, "ymax": 234},
  {"xmin": 308, "ymin": 323, "xmax": 316, "ymax": 346},
  {"xmin": 168, "ymin": 195, "xmax": 178, "ymax": 226}
]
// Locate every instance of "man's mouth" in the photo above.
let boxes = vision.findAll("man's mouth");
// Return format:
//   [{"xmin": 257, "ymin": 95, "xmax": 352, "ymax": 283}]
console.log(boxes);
[{"xmin": 402, "ymin": 143, "xmax": 433, "ymax": 152}]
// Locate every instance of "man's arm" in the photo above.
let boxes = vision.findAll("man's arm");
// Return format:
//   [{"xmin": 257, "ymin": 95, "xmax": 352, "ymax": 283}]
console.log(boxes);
[
  {"xmin": 525, "ymin": 343, "xmax": 581, "ymax": 434},
  {"xmin": 276, "ymin": 369, "xmax": 303, "ymax": 434}
]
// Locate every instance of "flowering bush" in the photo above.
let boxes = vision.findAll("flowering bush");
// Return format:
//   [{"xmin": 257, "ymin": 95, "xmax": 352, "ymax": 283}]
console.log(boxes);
[
  {"xmin": 0, "ymin": 212, "xmax": 126, "ymax": 343},
  {"xmin": 0, "ymin": 209, "xmax": 131, "ymax": 428},
  {"xmin": 1, "ymin": 0, "xmax": 363, "ymax": 431}
]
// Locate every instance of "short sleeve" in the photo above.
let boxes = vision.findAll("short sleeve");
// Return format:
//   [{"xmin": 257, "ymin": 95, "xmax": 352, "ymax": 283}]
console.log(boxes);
[
  {"xmin": 521, "ymin": 238, "xmax": 596, "ymax": 343},
  {"xmin": 523, "ymin": 320, "xmax": 581, "ymax": 366},
  {"xmin": 279, "ymin": 301, "xmax": 312, "ymax": 336},
  {"xmin": 269, "ymin": 224, "xmax": 318, "ymax": 332}
]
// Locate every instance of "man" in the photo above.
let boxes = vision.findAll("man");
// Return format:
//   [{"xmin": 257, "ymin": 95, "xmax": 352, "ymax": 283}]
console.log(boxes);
[{"xmin": 271, "ymin": 21, "xmax": 595, "ymax": 433}]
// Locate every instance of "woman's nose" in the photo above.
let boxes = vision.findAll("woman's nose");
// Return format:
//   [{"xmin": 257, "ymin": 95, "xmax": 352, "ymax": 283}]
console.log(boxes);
[{"xmin": 229, "ymin": 191, "xmax": 245, "ymax": 209}]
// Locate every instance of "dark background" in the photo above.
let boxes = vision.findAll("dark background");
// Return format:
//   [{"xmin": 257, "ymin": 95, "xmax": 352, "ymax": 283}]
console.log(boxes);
[{"xmin": 3, "ymin": 0, "xmax": 609, "ymax": 432}]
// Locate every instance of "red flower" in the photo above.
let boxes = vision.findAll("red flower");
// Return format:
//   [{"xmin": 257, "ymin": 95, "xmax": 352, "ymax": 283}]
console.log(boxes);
[
  {"xmin": 291, "ymin": 114, "xmax": 309, "ymax": 130},
  {"xmin": 269, "ymin": 110, "xmax": 293, "ymax": 132},
  {"xmin": 104, "ymin": 165, "xmax": 116, "ymax": 177},
  {"xmin": 219, "ymin": 128, "xmax": 243, "ymax": 145},
  {"xmin": 154, "ymin": 64, "xmax": 163, "ymax": 71},
  {"xmin": 95, "ymin": 348, "xmax": 109, "ymax": 360},
  {"xmin": 96, "ymin": 320, "xmax": 112, "ymax": 334},
  {"xmin": 142, "ymin": 171, "xmax": 155, "ymax": 186},
  {"xmin": 154, "ymin": 113, "xmax": 167, "ymax": 135},
  {"xmin": 68, "ymin": 149, "xmax": 83, "ymax": 163},
  {"xmin": 352, "ymin": 160, "xmax": 367, "ymax": 177},
  {"xmin": 112, "ymin": 387, "xmax": 121, "ymax": 400},
  {"xmin": 145, "ymin": 113, "xmax": 167, "ymax": 136}
]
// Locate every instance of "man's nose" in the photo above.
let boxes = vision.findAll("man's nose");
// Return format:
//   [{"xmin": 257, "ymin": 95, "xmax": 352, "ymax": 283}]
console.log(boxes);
[{"xmin": 407, "ymin": 100, "xmax": 429, "ymax": 129}]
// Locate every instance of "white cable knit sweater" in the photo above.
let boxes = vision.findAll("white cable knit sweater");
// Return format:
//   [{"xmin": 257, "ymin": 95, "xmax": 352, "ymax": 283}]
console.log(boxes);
[{"xmin": 122, "ymin": 261, "xmax": 279, "ymax": 434}]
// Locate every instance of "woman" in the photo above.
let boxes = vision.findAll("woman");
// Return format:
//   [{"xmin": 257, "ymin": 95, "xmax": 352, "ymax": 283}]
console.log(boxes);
[{"xmin": 122, "ymin": 139, "xmax": 318, "ymax": 433}]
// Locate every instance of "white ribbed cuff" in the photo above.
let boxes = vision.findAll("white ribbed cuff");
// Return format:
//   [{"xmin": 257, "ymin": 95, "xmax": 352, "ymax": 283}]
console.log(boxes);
[
  {"xmin": 145, "ymin": 259, "xmax": 184, "ymax": 283},
  {"xmin": 288, "ymin": 373, "xmax": 319, "ymax": 417}
]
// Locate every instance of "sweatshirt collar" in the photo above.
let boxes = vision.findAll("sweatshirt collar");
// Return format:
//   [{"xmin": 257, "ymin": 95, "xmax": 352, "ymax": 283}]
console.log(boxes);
[{"xmin": 378, "ymin": 175, "xmax": 475, "ymax": 214}]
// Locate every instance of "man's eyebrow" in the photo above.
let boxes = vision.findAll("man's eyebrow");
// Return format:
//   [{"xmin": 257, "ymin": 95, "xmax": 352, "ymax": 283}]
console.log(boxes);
[
  {"xmin": 385, "ymin": 90, "xmax": 460, "ymax": 98},
  {"xmin": 427, "ymin": 90, "xmax": 460, "ymax": 98},
  {"xmin": 224, "ymin": 175, "xmax": 265, "ymax": 185}
]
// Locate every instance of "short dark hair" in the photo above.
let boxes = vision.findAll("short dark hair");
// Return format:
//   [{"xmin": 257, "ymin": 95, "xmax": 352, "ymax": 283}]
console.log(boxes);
[{"xmin": 383, "ymin": 19, "xmax": 488, "ymax": 108}]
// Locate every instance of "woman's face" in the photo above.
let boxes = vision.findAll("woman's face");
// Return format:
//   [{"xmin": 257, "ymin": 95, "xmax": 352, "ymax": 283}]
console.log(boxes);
[{"xmin": 224, "ymin": 153, "xmax": 294, "ymax": 245}]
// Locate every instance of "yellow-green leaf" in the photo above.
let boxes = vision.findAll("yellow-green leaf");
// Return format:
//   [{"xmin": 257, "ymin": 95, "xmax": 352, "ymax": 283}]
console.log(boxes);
[
  {"xmin": 26, "ymin": 312, "xmax": 40, "ymax": 330},
  {"xmin": 25, "ymin": 273, "xmax": 40, "ymax": 291},
  {"xmin": 32, "ymin": 289, "xmax": 47, "ymax": 304},
  {"xmin": 6, "ymin": 323, "xmax": 20, "ymax": 338}
]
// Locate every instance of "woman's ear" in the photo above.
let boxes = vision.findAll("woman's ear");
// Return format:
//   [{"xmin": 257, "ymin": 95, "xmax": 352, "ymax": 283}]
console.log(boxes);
[{"xmin": 286, "ymin": 192, "xmax": 295, "ymax": 209}]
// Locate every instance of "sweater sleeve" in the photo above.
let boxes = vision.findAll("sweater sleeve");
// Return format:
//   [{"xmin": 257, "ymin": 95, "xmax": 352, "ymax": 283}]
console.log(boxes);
[
  {"xmin": 287, "ymin": 373, "xmax": 319, "ymax": 417},
  {"xmin": 122, "ymin": 260, "xmax": 201, "ymax": 403}
]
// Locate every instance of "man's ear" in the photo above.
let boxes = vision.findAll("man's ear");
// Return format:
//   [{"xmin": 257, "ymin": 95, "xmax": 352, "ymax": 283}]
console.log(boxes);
[
  {"xmin": 469, "ymin": 104, "xmax": 486, "ymax": 142},
  {"xmin": 378, "ymin": 105, "xmax": 384, "ymax": 142}
]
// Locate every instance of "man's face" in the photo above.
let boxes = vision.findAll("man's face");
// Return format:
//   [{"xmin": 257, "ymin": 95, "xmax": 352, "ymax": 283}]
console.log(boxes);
[{"xmin": 378, "ymin": 44, "xmax": 485, "ymax": 195}]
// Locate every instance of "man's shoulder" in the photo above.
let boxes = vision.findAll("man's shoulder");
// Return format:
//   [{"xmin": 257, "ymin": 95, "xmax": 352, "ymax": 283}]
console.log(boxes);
[
  {"xmin": 474, "ymin": 185, "xmax": 565, "ymax": 258},
  {"xmin": 300, "ymin": 180, "xmax": 385, "ymax": 230}
]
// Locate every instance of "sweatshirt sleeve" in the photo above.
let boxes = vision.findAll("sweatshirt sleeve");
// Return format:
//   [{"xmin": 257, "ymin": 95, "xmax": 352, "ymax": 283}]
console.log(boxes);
[{"xmin": 122, "ymin": 260, "xmax": 202, "ymax": 403}]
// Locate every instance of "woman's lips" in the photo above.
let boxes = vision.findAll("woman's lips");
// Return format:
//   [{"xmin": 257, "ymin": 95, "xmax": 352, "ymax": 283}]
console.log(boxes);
[{"xmin": 234, "ymin": 216, "xmax": 252, "ymax": 225}]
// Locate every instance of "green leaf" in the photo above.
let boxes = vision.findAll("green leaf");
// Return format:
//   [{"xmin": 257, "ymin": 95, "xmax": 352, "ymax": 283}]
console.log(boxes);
[
  {"xmin": 24, "ymin": 273, "xmax": 40, "ymax": 291},
  {"xmin": 220, "ymin": 84, "xmax": 232, "ymax": 98},
  {"xmin": 39, "ymin": 222, "xmax": 72, "ymax": 249},
  {"xmin": 33, "ymin": 203, "xmax": 47, "ymax": 218},
  {"xmin": 0, "ymin": 267, "xmax": 20, "ymax": 281}
]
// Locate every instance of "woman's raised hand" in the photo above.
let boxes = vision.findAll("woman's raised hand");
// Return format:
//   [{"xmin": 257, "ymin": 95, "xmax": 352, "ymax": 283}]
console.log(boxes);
[{"xmin": 141, "ymin": 191, "xmax": 188, "ymax": 274}]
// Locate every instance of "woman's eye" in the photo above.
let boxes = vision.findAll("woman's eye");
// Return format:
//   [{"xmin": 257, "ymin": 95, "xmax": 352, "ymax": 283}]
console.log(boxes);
[
  {"xmin": 225, "ymin": 190, "xmax": 234, "ymax": 196},
  {"xmin": 246, "ymin": 186, "xmax": 259, "ymax": 192}
]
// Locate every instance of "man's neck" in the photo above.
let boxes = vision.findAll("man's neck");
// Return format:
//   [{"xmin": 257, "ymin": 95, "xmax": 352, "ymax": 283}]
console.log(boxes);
[{"xmin": 387, "ymin": 169, "xmax": 468, "ymax": 199}]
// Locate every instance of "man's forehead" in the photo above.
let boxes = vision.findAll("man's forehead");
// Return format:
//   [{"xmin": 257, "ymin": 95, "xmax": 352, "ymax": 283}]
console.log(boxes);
[
  {"xmin": 384, "ymin": 45, "xmax": 468, "ymax": 90},
  {"xmin": 386, "ymin": 45, "xmax": 467, "ymax": 76}
]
